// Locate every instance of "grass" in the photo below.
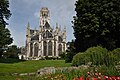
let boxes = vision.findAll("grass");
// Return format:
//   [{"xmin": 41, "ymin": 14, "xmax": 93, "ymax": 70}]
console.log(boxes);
[
  {"xmin": 0, "ymin": 59, "xmax": 71, "ymax": 80},
  {"xmin": 0, "ymin": 59, "xmax": 71, "ymax": 73}
]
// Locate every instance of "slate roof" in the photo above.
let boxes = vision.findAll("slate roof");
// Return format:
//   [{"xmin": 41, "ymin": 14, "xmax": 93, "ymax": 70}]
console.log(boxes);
[{"xmin": 31, "ymin": 35, "xmax": 39, "ymax": 41}]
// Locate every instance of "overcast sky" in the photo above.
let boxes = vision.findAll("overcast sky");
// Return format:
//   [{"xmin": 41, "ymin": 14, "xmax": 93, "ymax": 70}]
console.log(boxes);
[{"xmin": 8, "ymin": 0, "xmax": 76, "ymax": 47}]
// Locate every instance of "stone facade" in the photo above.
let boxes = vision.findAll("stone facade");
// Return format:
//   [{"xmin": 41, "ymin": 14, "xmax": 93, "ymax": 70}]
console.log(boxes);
[{"xmin": 25, "ymin": 7, "xmax": 66, "ymax": 60}]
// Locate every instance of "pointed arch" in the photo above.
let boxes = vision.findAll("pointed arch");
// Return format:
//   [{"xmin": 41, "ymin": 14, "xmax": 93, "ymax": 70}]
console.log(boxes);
[
  {"xmin": 43, "ymin": 41, "xmax": 47, "ymax": 56},
  {"xmin": 43, "ymin": 30, "xmax": 53, "ymax": 39},
  {"xmin": 48, "ymin": 41, "xmax": 52, "ymax": 56},
  {"xmin": 58, "ymin": 44, "xmax": 62, "ymax": 55},
  {"xmin": 58, "ymin": 36, "xmax": 63, "ymax": 42},
  {"xmin": 34, "ymin": 43, "xmax": 38, "ymax": 57},
  {"xmin": 63, "ymin": 43, "xmax": 65, "ymax": 52}
]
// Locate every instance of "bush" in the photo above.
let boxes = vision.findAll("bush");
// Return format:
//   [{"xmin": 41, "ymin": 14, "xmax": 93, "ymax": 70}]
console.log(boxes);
[
  {"xmin": 72, "ymin": 46, "xmax": 120, "ymax": 67},
  {"xmin": 65, "ymin": 52, "xmax": 75, "ymax": 63},
  {"xmin": 59, "ymin": 52, "xmax": 66, "ymax": 59},
  {"xmin": 72, "ymin": 52, "xmax": 90, "ymax": 66},
  {"xmin": 104, "ymin": 51, "xmax": 118, "ymax": 66},
  {"xmin": 111, "ymin": 48, "xmax": 120, "ymax": 61},
  {"xmin": 97, "ymin": 65, "xmax": 119, "ymax": 76},
  {"xmin": 44, "ymin": 56, "xmax": 60, "ymax": 60},
  {"xmin": 85, "ymin": 46, "xmax": 108, "ymax": 65}
]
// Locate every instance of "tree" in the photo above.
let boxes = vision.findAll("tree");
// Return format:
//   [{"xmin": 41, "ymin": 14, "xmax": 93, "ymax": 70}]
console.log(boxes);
[
  {"xmin": 0, "ymin": 0, "xmax": 13, "ymax": 57},
  {"xmin": 4, "ymin": 45, "xmax": 20, "ymax": 59},
  {"xmin": 65, "ymin": 40, "xmax": 76, "ymax": 63},
  {"xmin": 0, "ymin": 0, "xmax": 11, "ymax": 25},
  {"xmin": 73, "ymin": 0, "xmax": 120, "ymax": 52}
]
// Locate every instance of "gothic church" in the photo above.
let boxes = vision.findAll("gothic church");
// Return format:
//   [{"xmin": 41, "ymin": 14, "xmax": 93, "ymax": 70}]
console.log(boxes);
[{"xmin": 25, "ymin": 7, "xmax": 66, "ymax": 60}]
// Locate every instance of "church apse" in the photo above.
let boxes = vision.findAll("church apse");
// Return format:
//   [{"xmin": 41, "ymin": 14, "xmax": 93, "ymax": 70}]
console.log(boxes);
[{"xmin": 25, "ymin": 7, "xmax": 66, "ymax": 60}]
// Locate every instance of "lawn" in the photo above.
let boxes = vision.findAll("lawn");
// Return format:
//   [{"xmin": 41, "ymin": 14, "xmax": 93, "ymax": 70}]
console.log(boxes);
[
  {"xmin": 0, "ymin": 60, "xmax": 71, "ymax": 73},
  {"xmin": 0, "ymin": 59, "xmax": 71, "ymax": 80}
]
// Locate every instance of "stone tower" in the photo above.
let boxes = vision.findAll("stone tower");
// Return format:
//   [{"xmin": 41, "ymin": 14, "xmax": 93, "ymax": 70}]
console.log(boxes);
[{"xmin": 40, "ymin": 7, "xmax": 50, "ymax": 27}]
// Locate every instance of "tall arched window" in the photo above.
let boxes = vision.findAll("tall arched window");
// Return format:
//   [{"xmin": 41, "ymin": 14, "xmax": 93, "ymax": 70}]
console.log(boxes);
[
  {"xmin": 48, "ymin": 41, "xmax": 52, "ymax": 56},
  {"xmin": 34, "ymin": 43, "xmax": 38, "ymax": 57},
  {"xmin": 58, "ymin": 44, "xmax": 62, "ymax": 56},
  {"xmin": 58, "ymin": 36, "xmax": 63, "ymax": 42},
  {"xmin": 63, "ymin": 44, "xmax": 65, "ymax": 52},
  {"xmin": 30, "ymin": 43, "xmax": 33, "ymax": 57},
  {"xmin": 54, "ymin": 42, "xmax": 56, "ymax": 56},
  {"xmin": 43, "ymin": 41, "xmax": 47, "ymax": 56},
  {"xmin": 43, "ymin": 30, "xmax": 53, "ymax": 39}
]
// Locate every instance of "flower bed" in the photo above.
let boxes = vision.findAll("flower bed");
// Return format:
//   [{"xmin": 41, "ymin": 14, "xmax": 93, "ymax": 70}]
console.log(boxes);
[{"xmin": 73, "ymin": 72, "xmax": 120, "ymax": 80}]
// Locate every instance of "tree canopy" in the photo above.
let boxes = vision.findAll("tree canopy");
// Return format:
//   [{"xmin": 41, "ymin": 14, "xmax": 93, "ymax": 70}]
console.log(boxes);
[
  {"xmin": 0, "ymin": 0, "xmax": 13, "ymax": 57},
  {"xmin": 4, "ymin": 45, "xmax": 20, "ymax": 59},
  {"xmin": 0, "ymin": 0, "xmax": 11, "ymax": 25},
  {"xmin": 73, "ymin": 0, "xmax": 120, "ymax": 52}
]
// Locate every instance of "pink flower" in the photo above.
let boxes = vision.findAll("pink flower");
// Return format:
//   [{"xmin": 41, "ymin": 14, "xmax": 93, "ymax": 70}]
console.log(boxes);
[
  {"xmin": 104, "ymin": 76, "xmax": 109, "ymax": 79},
  {"xmin": 108, "ymin": 77, "xmax": 112, "ymax": 80},
  {"xmin": 116, "ymin": 77, "xmax": 120, "ymax": 80},
  {"xmin": 87, "ymin": 72, "xmax": 90, "ymax": 75},
  {"xmin": 95, "ymin": 73, "xmax": 98, "ymax": 76},
  {"xmin": 98, "ymin": 73, "xmax": 101, "ymax": 76},
  {"xmin": 92, "ymin": 78, "xmax": 98, "ymax": 80}
]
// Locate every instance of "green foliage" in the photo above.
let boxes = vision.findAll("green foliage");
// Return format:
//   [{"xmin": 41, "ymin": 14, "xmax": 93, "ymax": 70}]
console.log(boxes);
[
  {"xmin": 43, "ymin": 56, "xmax": 60, "ymax": 60},
  {"xmin": 104, "ymin": 52, "xmax": 117, "ymax": 66},
  {"xmin": 65, "ymin": 52, "xmax": 75, "ymax": 63},
  {"xmin": 0, "ymin": 58, "xmax": 25, "ymax": 63},
  {"xmin": 65, "ymin": 40, "xmax": 76, "ymax": 63},
  {"xmin": 3, "ymin": 45, "xmax": 20, "ymax": 59},
  {"xmin": 86, "ymin": 46, "xmax": 108, "ymax": 65},
  {"xmin": 72, "ymin": 46, "xmax": 120, "ymax": 66},
  {"xmin": 111, "ymin": 48, "xmax": 120, "ymax": 61},
  {"xmin": 72, "ymin": 52, "xmax": 90, "ymax": 66},
  {"xmin": 73, "ymin": 0, "xmax": 120, "ymax": 52},
  {"xmin": 0, "ymin": 0, "xmax": 13, "ymax": 57},
  {"xmin": 59, "ymin": 52, "xmax": 66, "ymax": 59},
  {"xmin": 0, "ymin": 0, "xmax": 11, "ymax": 25},
  {"xmin": 97, "ymin": 65, "xmax": 119, "ymax": 76}
]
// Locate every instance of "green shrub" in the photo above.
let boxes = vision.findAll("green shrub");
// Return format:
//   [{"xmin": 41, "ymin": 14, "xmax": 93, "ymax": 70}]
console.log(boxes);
[
  {"xmin": 104, "ymin": 52, "xmax": 118, "ymax": 66},
  {"xmin": 65, "ymin": 52, "xmax": 76, "ymax": 63},
  {"xmin": 85, "ymin": 46, "xmax": 108, "ymax": 65},
  {"xmin": 97, "ymin": 65, "xmax": 119, "ymax": 76},
  {"xmin": 111, "ymin": 48, "xmax": 120, "ymax": 61},
  {"xmin": 72, "ymin": 52, "xmax": 90, "ymax": 66},
  {"xmin": 72, "ymin": 46, "xmax": 120, "ymax": 67},
  {"xmin": 59, "ymin": 52, "xmax": 66, "ymax": 59}
]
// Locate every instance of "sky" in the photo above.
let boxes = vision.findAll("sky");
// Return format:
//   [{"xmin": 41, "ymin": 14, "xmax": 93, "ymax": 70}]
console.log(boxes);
[{"xmin": 8, "ymin": 0, "xmax": 76, "ymax": 47}]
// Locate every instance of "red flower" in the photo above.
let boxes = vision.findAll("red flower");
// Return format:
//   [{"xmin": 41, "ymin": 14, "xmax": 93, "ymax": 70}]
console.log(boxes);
[
  {"xmin": 86, "ymin": 77, "xmax": 90, "ymax": 80},
  {"xmin": 107, "ymin": 77, "xmax": 112, "ymax": 80},
  {"xmin": 79, "ymin": 77, "xmax": 84, "ymax": 80},
  {"xmin": 111, "ymin": 76, "xmax": 116, "ymax": 80}
]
